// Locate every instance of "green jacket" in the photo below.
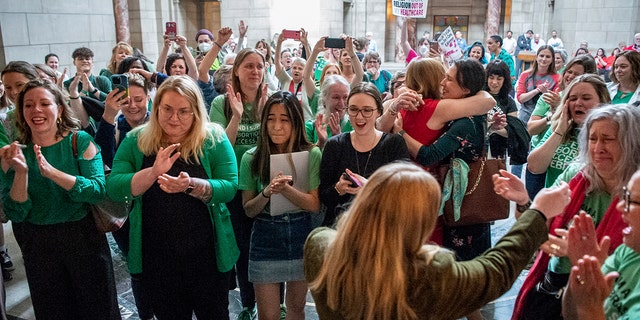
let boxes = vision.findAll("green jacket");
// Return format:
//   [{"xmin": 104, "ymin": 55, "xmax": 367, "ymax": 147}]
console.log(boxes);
[{"xmin": 106, "ymin": 126, "xmax": 239, "ymax": 273}]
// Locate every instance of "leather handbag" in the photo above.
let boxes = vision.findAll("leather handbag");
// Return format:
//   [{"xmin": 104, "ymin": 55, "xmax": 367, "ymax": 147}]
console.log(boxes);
[
  {"xmin": 72, "ymin": 133, "xmax": 130, "ymax": 233},
  {"xmin": 442, "ymin": 137, "xmax": 510, "ymax": 227}
]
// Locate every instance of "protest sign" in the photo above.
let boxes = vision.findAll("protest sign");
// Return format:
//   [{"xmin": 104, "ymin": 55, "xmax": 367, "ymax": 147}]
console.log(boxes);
[
  {"xmin": 392, "ymin": 0, "xmax": 428, "ymax": 18},
  {"xmin": 438, "ymin": 26, "xmax": 464, "ymax": 66}
]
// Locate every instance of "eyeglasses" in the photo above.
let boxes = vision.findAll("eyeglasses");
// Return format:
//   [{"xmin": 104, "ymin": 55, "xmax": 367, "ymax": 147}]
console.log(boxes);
[
  {"xmin": 392, "ymin": 81, "xmax": 405, "ymax": 89},
  {"xmin": 347, "ymin": 107, "xmax": 375, "ymax": 118},
  {"xmin": 159, "ymin": 105, "xmax": 194, "ymax": 121},
  {"xmin": 623, "ymin": 186, "xmax": 640, "ymax": 212}
]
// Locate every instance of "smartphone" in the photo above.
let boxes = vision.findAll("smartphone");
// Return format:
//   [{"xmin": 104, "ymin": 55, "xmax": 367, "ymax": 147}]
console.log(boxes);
[
  {"xmin": 325, "ymin": 38, "xmax": 346, "ymax": 49},
  {"xmin": 429, "ymin": 40, "xmax": 440, "ymax": 51},
  {"xmin": 282, "ymin": 29, "xmax": 301, "ymax": 41},
  {"xmin": 342, "ymin": 172, "xmax": 361, "ymax": 188},
  {"xmin": 165, "ymin": 22, "xmax": 177, "ymax": 41},
  {"xmin": 111, "ymin": 74, "xmax": 129, "ymax": 98}
]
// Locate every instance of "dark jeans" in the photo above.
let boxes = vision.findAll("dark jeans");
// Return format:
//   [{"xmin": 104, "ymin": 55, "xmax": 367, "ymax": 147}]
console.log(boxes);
[
  {"xmin": 525, "ymin": 168, "xmax": 547, "ymax": 201},
  {"xmin": 112, "ymin": 219, "xmax": 154, "ymax": 319},
  {"xmin": 229, "ymin": 191, "xmax": 256, "ymax": 308},
  {"xmin": 13, "ymin": 215, "xmax": 120, "ymax": 320}
]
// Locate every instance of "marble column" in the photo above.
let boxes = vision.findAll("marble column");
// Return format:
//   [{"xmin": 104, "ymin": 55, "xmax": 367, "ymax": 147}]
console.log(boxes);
[
  {"xmin": 485, "ymin": 0, "xmax": 501, "ymax": 37},
  {"xmin": 113, "ymin": 0, "xmax": 130, "ymax": 43}
]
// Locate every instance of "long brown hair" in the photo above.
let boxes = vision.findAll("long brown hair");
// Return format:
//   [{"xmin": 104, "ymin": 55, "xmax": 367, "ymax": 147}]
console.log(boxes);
[
  {"xmin": 224, "ymin": 48, "xmax": 266, "ymax": 123},
  {"xmin": 251, "ymin": 91, "xmax": 313, "ymax": 184},
  {"xmin": 405, "ymin": 58, "xmax": 445, "ymax": 100},
  {"xmin": 310, "ymin": 162, "xmax": 441, "ymax": 319},
  {"xmin": 15, "ymin": 80, "xmax": 80, "ymax": 144}
]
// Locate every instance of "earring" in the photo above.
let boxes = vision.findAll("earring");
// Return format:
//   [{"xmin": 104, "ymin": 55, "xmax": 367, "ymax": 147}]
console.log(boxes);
[{"xmin": 57, "ymin": 117, "xmax": 62, "ymax": 124}]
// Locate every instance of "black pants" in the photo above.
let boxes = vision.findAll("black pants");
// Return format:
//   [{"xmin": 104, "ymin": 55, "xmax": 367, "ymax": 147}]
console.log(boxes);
[
  {"xmin": 229, "ymin": 191, "xmax": 256, "ymax": 308},
  {"xmin": 13, "ymin": 215, "xmax": 120, "ymax": 320},
  {"xmin": 112, "ymin": 219, "xmax": 154, "ymax": 319}
]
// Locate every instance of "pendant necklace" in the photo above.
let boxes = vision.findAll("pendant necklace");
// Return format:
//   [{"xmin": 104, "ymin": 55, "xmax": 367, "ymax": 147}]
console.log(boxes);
[{"xmin": 354, "ymin": 134, "xmax": 376, "ymax": 176}]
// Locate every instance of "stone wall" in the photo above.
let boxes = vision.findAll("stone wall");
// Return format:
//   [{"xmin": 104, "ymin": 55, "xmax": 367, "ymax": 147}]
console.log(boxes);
[{"xmin": 0, "ymin": 0, "xmax": 116, "ymax": 73}]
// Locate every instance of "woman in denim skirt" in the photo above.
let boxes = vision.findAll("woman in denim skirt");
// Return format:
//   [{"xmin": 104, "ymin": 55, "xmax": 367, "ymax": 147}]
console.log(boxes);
[{"xmin": 239, "ymin": 91, "xmax": 321, "ymax": 320}]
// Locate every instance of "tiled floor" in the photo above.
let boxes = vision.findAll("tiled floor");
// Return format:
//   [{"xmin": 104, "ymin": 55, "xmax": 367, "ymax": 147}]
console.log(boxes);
[{"xmin": 2, "ymin": 205, "xmax": 525, "ymax": 320}]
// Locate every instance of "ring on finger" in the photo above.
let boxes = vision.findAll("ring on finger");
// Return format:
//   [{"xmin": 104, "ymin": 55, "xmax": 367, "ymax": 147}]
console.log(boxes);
[
  {"xmin": 576, "ymin": 275, "xmax": 585, "ymax": 285},
  {"xmin": 550, "ymin": 243, "xmax": 560, "ymax": 253}
]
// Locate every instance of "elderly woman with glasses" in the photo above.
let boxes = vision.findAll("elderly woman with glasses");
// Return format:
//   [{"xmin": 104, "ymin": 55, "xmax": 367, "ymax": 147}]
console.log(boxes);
[
  {"xmin": 107, "ymin": 76, "xmax": 239, "ymax": 319},
  {"xmin": 319, "ymin": 82, "xmax": 409, "ymax": 227},
  {"xmin": 562, "ymin": 167, "xmax": 640, "ymax": 320},
  {"xmin": 495, "ymin": 104, "xmax": 640, "ymax": 319}
]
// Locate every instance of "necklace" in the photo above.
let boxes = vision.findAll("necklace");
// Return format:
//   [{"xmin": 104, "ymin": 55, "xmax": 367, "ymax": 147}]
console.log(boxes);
[
  {"xmin": 355, "ymin": 149, "xmax": 373, "ymax": 176},
  {"xmin": 353, "ymin": 133, "xmax": 377, "ymax": 176}
]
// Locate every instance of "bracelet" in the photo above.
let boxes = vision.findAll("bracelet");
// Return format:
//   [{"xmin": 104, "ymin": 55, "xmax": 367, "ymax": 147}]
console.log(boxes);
[
  {"xmin": 261, "ymin": 189, "xmax": 269, "ymax": 198},
  {"xmin": 334, "ymin": 183, "xmax": 343, "ymax": 196},
  {"xmin": 90, "ymin": 88, "xmax": 99, "ymax": 94},
  {"xmin": 69, "ymin": 96, "xmax": 80, "ymax": 100},
  {"xmin": 398, "ymin": 129, "xmax": 406, "ymax": 137},
  {"xmin": 553, "ymin": 131, "xmax": 564, "ymax": 137},
  {"xmin": 516, "ymin": 200, "xmax": 532, "ymax": 212},
  {"xmin": 213, "ymin": 42, "xmax": 223, "ymax": 49}
]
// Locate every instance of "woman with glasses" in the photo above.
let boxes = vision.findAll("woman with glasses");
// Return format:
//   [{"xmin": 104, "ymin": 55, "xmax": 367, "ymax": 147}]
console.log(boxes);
[
  {"xmin": 563, "ymin": 167, "xmax": 640, "ymax": 320},
  {"xmin": 239, "ymin": 91, "xmax": 321, "ymax": 320},
  {"xmin": 107, "ymin": 76, "xmax": 239, "ymax": 319},
  {"xmin": 363, "ymin": 52, "xmax": 393, "ymax": 98},
  {"xmin": 319, "ymin": 82, "xmax": 409, "ymax": 227},
  {"xmin": 494, "ymin": 104, "xmax": 640, "ymax": 319}
]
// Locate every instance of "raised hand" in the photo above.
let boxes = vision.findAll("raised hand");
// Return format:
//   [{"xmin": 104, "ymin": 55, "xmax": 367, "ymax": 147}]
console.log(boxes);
[
  {"xmin": 151, "ymin": 143, "xmax": 181, "ymax": 178},
  {"xmin": 567, "ymin": 212, "xmax": 611, "ymax": 265}
]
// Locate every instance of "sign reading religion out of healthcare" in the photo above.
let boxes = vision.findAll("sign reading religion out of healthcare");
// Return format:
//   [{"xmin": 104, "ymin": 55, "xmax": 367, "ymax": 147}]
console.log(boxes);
[
  {"xmin": 392, "ymin": 0, "xmax": 428, "ymax": 18},
  {"xmin": 438, "ymin": 26, "xmax": 464, "ymax": 66}
]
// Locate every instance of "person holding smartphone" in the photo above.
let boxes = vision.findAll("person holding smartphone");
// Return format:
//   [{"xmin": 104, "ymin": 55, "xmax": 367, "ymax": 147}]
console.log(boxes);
[{"xmin": 319, "ymin": 82, "xmax": 408, "ymax": 227}]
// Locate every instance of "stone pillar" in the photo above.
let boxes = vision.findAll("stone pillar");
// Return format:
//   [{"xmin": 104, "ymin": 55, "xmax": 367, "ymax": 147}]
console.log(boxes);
[
  {"xmin": 485, "ymin": 0, "xmax": 501, "ymax": 37},
  {"xmin": 113, "ymin": 0, "xmax": 130, "ymax": 43}
]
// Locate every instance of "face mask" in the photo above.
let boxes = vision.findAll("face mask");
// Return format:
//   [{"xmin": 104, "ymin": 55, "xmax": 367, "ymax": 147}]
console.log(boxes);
[{"xmin": 199, "ymin": 42, "xmax": 213, "ymax": 53}]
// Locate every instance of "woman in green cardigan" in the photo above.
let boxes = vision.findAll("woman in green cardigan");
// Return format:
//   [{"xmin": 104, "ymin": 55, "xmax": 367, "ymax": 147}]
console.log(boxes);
[{"xmin": 107, "ymin": 76, "xmax": 239, "ymax": 319}]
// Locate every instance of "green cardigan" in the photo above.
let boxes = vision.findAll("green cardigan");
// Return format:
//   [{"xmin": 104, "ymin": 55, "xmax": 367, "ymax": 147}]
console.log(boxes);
[
  {"xmin": 106, "ymin": 126, "xmax": 239, "ymax": 273},
  {"xmin": 304, "ymin": 209, "xmax": 549, "ymax": 320}
]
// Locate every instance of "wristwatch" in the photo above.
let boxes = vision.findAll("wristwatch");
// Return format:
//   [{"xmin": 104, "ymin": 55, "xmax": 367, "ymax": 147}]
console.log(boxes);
[
  {"xmin": 90, "ymin": 88, "xmax": 99, "ymax": 95},
  {"xmin": 398, "ymin": 129, "xmax": 406, "ymax": 137},
  {"xmin": 516, "ymin": 200, "xmax": 532, "ymax": 212}
]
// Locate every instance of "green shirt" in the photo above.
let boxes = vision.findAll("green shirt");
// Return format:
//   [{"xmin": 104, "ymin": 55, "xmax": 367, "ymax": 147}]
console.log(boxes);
[
  {"xmin": 0, "ymin": 132, "xmax": 106, "ymax": 224},
  {"xmin": 238, "ymin": 146, "xmax": 322, "ymax": 214},
  {"xmin": 304, "ymin": 118, "xmax": 353, "ymax": 145},
  {"xmin": 209, "ymin": 94, "xmax": 261, "ymax": 167},
  {"xmin": 533, "ymin": 127, "xmax": 580, "ymax": 187},
  {"xmin": 603, "ymin": 245, "xmax": 640, "ymax": 319}
]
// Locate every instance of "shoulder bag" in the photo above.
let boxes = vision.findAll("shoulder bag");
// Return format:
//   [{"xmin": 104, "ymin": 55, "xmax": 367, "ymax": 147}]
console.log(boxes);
[{"xmin": 441, "ymin": 131, "xmax": 510, "ymax": 227}]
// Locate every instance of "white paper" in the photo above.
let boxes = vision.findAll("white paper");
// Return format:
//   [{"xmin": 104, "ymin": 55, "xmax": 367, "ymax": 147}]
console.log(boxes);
[{"xmin": 269, "ymin": 151, "xmax": 309, "ymax": 216}]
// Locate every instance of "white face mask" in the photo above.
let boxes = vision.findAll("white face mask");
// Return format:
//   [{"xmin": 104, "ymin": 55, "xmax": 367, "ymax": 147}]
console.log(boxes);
[{"xmin": 199, "ymin": 42, "xmax": 213, "ymax": 53}]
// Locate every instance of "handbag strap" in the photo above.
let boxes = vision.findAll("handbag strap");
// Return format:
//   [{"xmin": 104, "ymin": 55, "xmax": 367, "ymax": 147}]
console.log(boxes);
[{"xmin": 71, "ymin": 132, "xmax": 78, "ymax": 158}]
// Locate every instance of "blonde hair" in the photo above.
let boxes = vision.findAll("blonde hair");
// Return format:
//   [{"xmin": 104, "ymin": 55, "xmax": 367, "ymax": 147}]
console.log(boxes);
[
  {"xmin": 136, "ymin": 76, "xmax": 224, "ymax": 163},
  {"xmin": 310, "ymin": 162, "xmax": 441, "ymax": 319},
  {"xmin": 405, "ymin": 58, "xmax": 445, "ymax": 99},
  {"xmin": 107, "ymin": 42, "xmax": 133, "ymax": 74}
]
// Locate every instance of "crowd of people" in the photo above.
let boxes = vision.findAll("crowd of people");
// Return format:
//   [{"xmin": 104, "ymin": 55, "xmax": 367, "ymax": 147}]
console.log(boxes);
[{"xmin": 0, "ymin": 19, "xmax": 639, "ymax": 320}]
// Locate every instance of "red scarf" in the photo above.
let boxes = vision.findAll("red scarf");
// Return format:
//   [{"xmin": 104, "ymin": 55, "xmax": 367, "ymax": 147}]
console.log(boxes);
[{"xmin": 511, "ymin": 170, "xmax": 626, "ymax": 319}]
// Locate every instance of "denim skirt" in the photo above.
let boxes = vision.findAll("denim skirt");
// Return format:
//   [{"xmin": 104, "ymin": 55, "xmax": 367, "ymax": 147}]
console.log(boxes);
[{"xmin": 248, "ymin": 211, "xmax": 312, "ymax": 283}]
